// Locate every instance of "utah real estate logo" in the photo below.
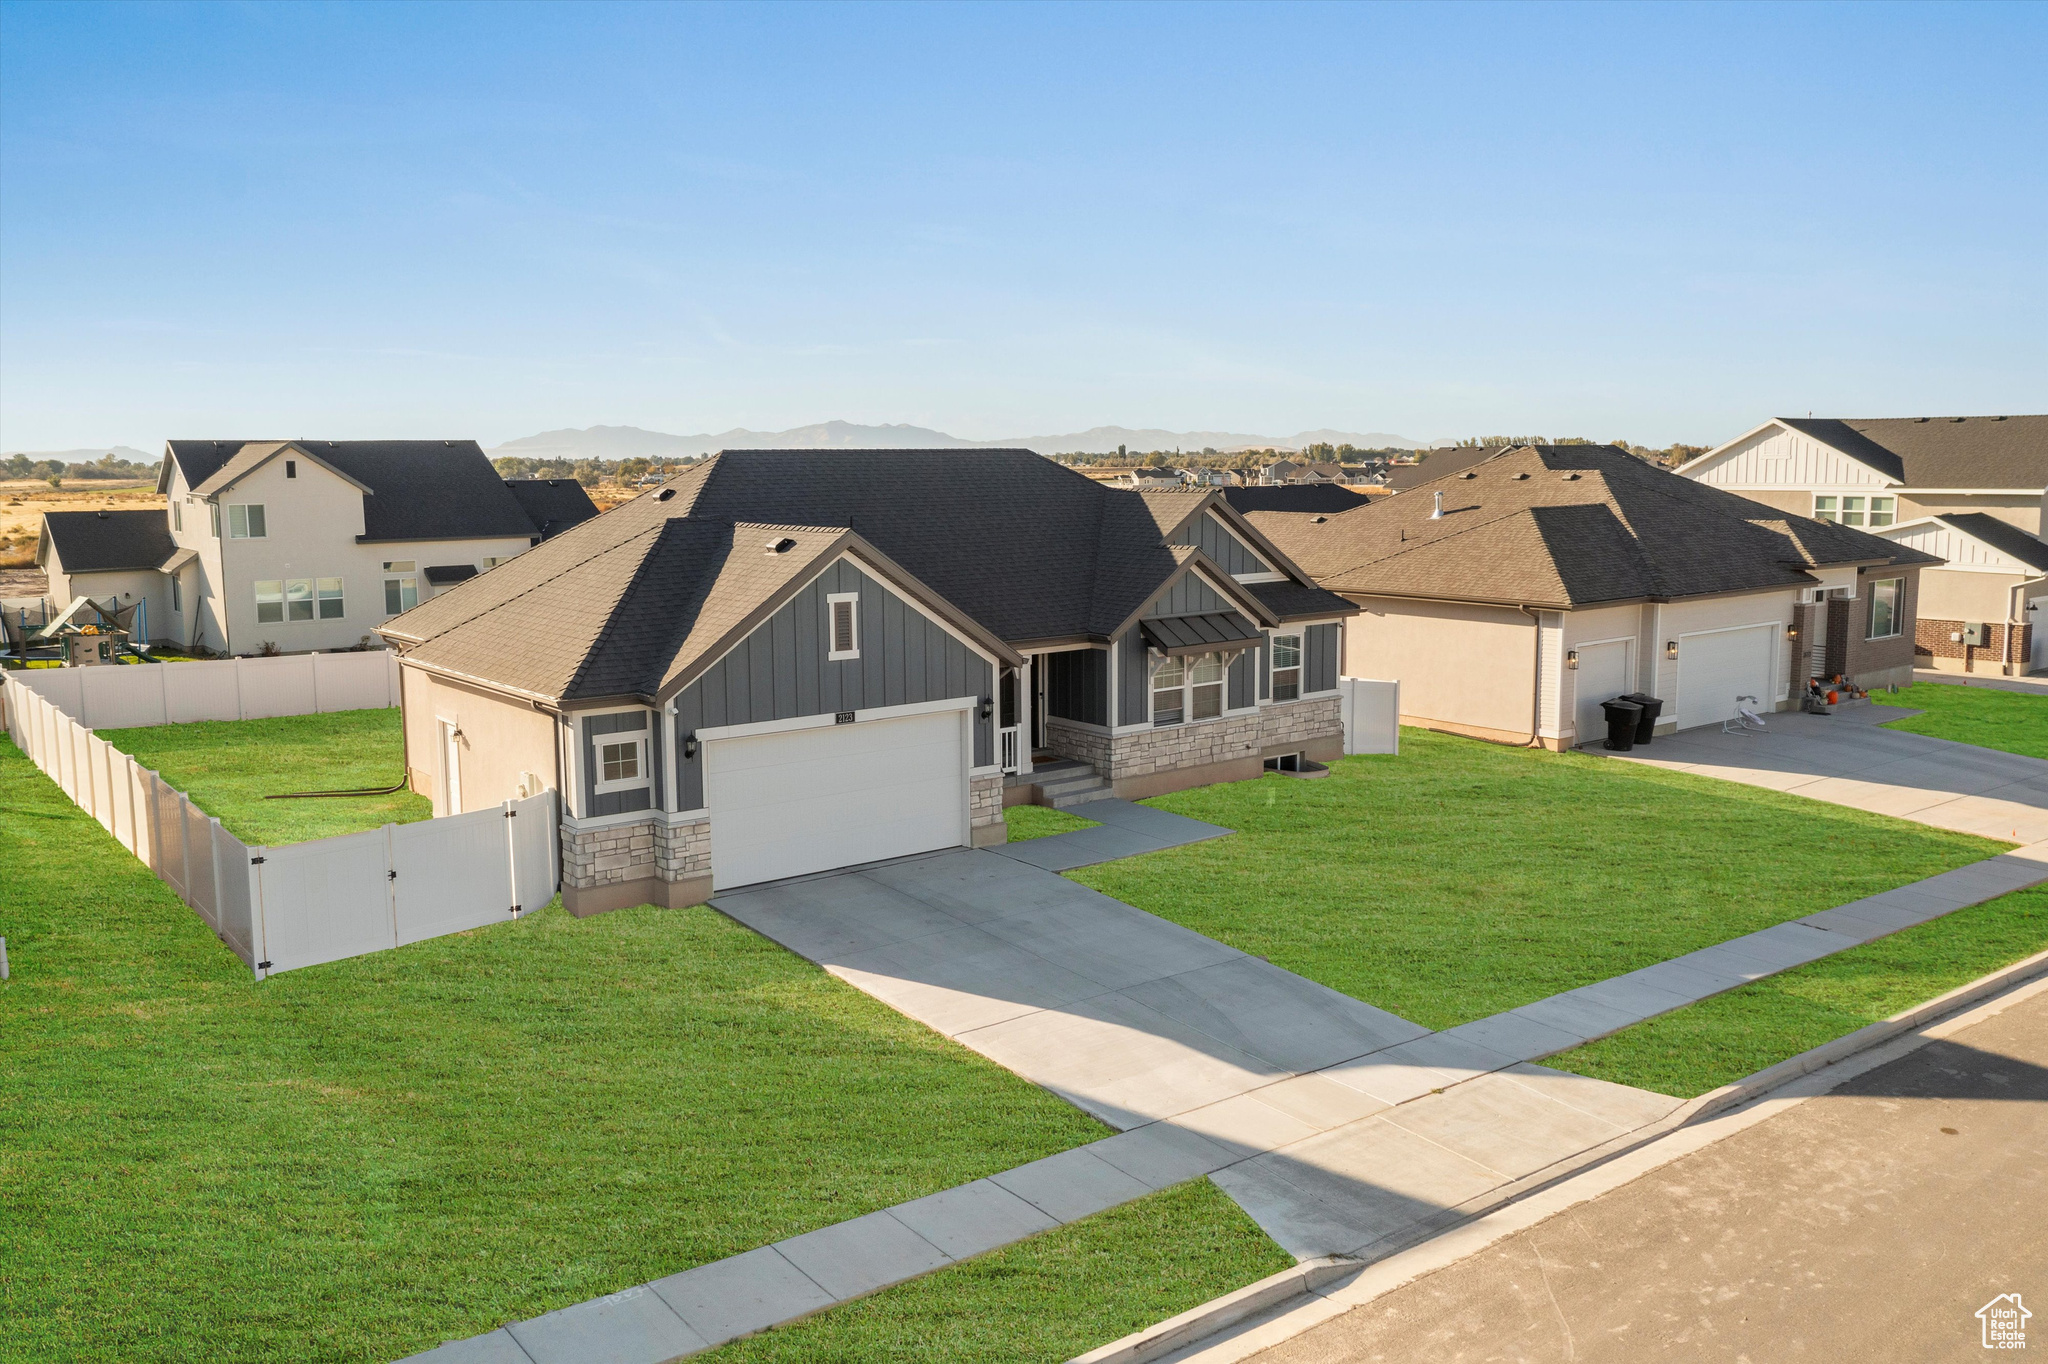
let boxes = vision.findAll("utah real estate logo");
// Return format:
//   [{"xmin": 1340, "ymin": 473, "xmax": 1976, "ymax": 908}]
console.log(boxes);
[{"xmin": 1978, "ymin": 1293, "xmax": 2031, "ymax": 1350}]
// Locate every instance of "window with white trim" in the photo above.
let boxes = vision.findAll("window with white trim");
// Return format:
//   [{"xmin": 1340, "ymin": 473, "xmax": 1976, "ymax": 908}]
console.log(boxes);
[
  {"xmin": 383, "ymin": 564, "xmax": 418, "ymax": 614},
  {"xmin": 1271, "ymin": 633, "xmax": 1302, "ymax": 701},
  {"xmin": 827, "ymin": 592, "xmax": 860, "ymax": 660},
  {"xmin": 172, "ymin": 500, "xmax": 182, "ymax": 532},
  {"xmin": 285, "ymin": 578, "xmax": 314, "ymax": 622},
  {"xmin": 210, "ymin": 503, "xmax": 220, "ymax": 538},
  {"xmin": 255, "ymin": 579, "xmax": 283, "ymax": 624},
  {"xmin": 595, "ymin": 736, "xmax": 645, "ymax": 792},
  {"xmin": 228, "ymin": 503, "xmax": 267, "ymax": 538},
  {"xmin": 1813, "ymin": 495, "xmax": 1894, "ymax": 528},
  {"xmin": 1152, "ymin": 651, "xmax": 1227, "ymax": 725},
  {"xmin": 1867, "ymin": 577, "xmax": 1903, "ymax": 640},
  {"xmin": 317, "ymin": 577, "xmax": 344, "ymax": 620}
]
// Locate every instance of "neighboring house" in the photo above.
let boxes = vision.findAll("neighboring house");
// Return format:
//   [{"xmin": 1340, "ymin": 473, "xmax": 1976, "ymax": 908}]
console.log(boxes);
[
  {"xmin": 377, "ymin": 449, "xmax": 1354, "ymax": 913},
  {"xmin": 33, "ymin": 439, "xmax": 599, "ymax": 656},
  {"xmin": 1680, "ymin": 416, "xmax": 2047, "ymax": 676},
  {"xmin": 505, "ymin": 478, "xmax": 604, "ymax": 541},
  {"xmin": 1114, "ymin": 467, "xmax": 1191, "ymax": 489},
  {"xmin": 1250, "ymin": 445, "xmax": 1937, "ymax": 749},
  {"xmin": 35, "ymin": 511, "xmax": 177, "ymax": 631},
  {"xmin": 1258, "ymin": 460, "xmax": 1348, "ymax": 486}
]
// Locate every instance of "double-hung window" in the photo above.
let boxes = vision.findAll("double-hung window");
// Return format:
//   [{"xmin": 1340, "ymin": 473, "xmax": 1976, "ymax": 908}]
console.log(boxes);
[
  {"xmin": 1152, "ymin": 656, "xmax": 1185, "ymax": 724},
  {"xmin": 285, "ymin": 579, "xmax": 314, "ymax": 622},
  {"xmin": 827, "ymin": 592, "xmax": 860, "ymax": 660},
  {"xmin": 228, "ymin": 503, "xmax": 267, "ymax": 538},
  {"xmin": 1867, "ymin": 496, "xmax": 1895, "ymax": 527},
  {"xmin": 383, "ymin": 561, "xmax": 418, "ymax": 615},
  {"xmin": 255, "ymin": 580, "xmax": 284, "ymax": 624},
  {"xmin": 317, "ymin": 577, "xmax": 344, "ymax": 620},
  {"xmin": 1152, "ymin": 652, "xmax": 1226, "ymax": 724},
  {"xmin": 1271, "ymin": 633, "xmax": 1302, "ymax": 701},
  {"xmin": 1867, "ymin": 578, "xmax": 1903, "ymax": 640},
  {"xmin": 1814, "ymin": 495, "xmax": 1894, "ymax": 528}
]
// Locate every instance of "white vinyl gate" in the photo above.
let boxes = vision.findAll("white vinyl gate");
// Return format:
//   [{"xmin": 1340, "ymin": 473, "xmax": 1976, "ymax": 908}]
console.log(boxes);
[{"xmin": 3, "ymin": 672, "xmax": 558, "ymax": 981}]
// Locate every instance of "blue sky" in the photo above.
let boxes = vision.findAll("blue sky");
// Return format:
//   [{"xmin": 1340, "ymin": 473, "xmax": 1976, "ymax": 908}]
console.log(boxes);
[{"xmin": 2, "ymin": 0, "xmax": 2042, "ymax": 452}]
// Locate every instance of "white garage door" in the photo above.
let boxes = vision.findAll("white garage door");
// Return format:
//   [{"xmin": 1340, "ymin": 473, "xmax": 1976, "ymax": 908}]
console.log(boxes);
[
  {"xmin": 1676, "ymin": 625, "xmax": 1778, "ymax": 730},
  {"xmin": 707, "ymin": 709, "xmax": 967, "ymax": 890},
  {"xmin": 1572, "ymin": 640, "xmax": 1633, "ymax": 747}
]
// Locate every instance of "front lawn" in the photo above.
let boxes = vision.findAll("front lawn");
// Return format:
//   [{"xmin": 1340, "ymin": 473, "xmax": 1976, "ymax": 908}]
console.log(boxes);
[
  {"xmin": 1073, "ymin": 729, "xmax": 2004, "ymax": 1030},
  {"xmin": 705, "ymin": 1178, "xmax": 1291, "ymax": 1363},
  {"xmin": 1548, "ymin": 885, "xmax": 2048, "ymax": 1097},
  {"xmin": 1882, "ymin": 681, "xmax": 2048, "ymax": 760},
  {"xmin": 0, "ymin": 741, "xmax": 1106, "ymax": 1364},
  {"xmin": 100, "ymin": 708, "xmax": 428, "ymax": 844}
]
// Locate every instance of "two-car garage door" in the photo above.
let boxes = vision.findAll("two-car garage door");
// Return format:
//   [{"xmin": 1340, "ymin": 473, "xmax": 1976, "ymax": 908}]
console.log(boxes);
[
  {"xmin": 706, "ymin": 709, "xmax": 968, "ymax": 890},
  {"xmin": 1675, "ymin": 624, "xmax": 1778, "ymax": 731}
]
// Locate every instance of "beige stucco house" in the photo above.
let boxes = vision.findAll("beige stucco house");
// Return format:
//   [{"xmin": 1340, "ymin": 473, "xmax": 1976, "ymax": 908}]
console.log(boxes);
[
  {"xmin": 1251, "ymin": 445, "xmax": 1939, "ymax": 750},
  {"xmin": 1679, "ymin": 416, "xmax": 2046, "ymax": 675}
]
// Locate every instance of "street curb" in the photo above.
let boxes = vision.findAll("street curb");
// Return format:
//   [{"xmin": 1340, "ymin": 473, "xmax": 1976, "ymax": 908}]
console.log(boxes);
[
  {"xmin": 1067, "ymin": 1257, "xmax": 1364, "ymax": 1364},
  {"xmin": 1075, "ymin": 943, "xmax": 2048, "ymax": 1364}
]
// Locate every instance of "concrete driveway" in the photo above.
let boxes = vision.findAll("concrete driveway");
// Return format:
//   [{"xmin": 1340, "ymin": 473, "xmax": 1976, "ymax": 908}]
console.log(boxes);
[
  {"xmin": 1609, "ymin": 703, "xmax": 2048, "ymax": 844},
  {"xmin": 711, "ymin": 847, "xmax": 1429, "ymax": 1131}
]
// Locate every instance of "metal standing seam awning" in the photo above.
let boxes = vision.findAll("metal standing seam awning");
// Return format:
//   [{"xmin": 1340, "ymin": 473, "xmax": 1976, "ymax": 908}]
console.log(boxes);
[{"xmin": 1140, "ymin": 610, "xmax": 1264, "ymax": 657}]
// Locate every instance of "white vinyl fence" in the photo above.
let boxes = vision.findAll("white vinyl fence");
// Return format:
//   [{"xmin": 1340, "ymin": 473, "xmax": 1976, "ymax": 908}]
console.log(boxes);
[
  {"xmin": 2, "ymin": 648, "xmax": 401, "ymax": 729},
  {"xmin": 1340, "ymin": 677, "xmax": 1401, "ymax": 755},
  {"xmin": 3, "ymin": 674, "xmax": 557, "ymax": 981}
]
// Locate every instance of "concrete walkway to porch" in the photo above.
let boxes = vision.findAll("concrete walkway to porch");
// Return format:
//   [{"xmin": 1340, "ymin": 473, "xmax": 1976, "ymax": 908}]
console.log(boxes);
[
  {"xmin": 990, "ymin": 797, "xmax": 1234, "ymax": 872},
  {"xmin": 1605, "ymin": 703, "xmax": 2048, "ymax": 844}
]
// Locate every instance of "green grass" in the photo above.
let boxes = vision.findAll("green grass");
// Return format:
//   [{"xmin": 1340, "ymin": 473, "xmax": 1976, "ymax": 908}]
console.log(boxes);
[
  {"xmin": 100, "ymin": 708, "xmax": 429, "ymax": 845},
  {"xmin": 1548, "ymin": 885, "xmax": 2048, "ymax": 1097},
  {"xmin": 1882, "ymin": 680, "xmax": 2048, "ymax": 760},
  {"xmin": 1004, "ymin": 804, "xmax": 1100, "ymax": 842},
  {"xmin": 1072, "ymin": 729, "xmax": 2005, "ymax": 1030},
  {"xmin": 0, "ymin": 741, "xmax": 1106, "ymax": 1363},
  {"xmin": 703, "ymin": 1178, "xmax": 1291, "ymax": 1363}
]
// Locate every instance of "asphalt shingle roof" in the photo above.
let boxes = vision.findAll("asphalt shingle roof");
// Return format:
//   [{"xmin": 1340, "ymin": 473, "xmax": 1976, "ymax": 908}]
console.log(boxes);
[
  {"xmin": 1776, "ymin": 416, "xmax": 2047, "ymax": 489},
  {"xmin": 504, "ymin": 478, "xmax": 601, "ymax": 540},
  {"xmin": 381, "ymin": 448, "xmax": 1353, "ymax": 704},
  {"xmin": 1219, "ymin": 485, "xmax": 1372, "ymax": 514},
  {"xmin": 163, "ymin": 439, "xmax": 540, "ymax": 542},
  {"xmin": 1254, "ymin": 445, "xmax": 1938, "ymax": 610},
  {"xmin": 39, "ymin": 510, "xmax": 177, "ymax": 574},
  {"xmin": 1931, "ymin": 513, "xmax": 2048, "ymax": 572}
]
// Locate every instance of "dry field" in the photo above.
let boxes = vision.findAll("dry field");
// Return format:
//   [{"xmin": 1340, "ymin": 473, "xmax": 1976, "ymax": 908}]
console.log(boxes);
[{"xmin": 0, "ymin": 479, "xmax": 162, "ymax": 575}]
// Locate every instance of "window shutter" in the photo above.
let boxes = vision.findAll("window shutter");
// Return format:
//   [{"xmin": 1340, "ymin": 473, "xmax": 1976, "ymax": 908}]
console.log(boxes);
[{"xmin": 833, "ymin": 599, "xmax": 854, "ymax": 653}]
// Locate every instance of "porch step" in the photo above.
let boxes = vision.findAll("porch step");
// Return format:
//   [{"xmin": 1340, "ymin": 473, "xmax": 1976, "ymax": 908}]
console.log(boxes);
[{"xmin": 1031, "ymin": 759, "xmax": 1114, "ymax": 809}]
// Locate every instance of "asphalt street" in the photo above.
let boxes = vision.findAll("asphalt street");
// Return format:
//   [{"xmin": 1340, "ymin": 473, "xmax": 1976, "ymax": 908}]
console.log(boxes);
[{"xmin": 1249, "ymin": 983, "xmax": 2048, "ymax": 1363}]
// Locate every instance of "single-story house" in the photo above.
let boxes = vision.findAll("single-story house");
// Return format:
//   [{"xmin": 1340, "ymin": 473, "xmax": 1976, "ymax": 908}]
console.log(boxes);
[
  {"xmin": 1249, "ymin": 445, "xmax": 1940, "ymax": 749},
  {"xmin": 1678, "ymin": 414, "xmax": 2046, "ymax": 676},
  {"xmin": 378, "ymin": 449, "xmax": 1356, "ymax": 913}
]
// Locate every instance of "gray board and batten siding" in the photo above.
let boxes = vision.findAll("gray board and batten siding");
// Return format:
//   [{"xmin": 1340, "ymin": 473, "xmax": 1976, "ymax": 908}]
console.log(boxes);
[
  {"xmin": 1168, "ymin": 511, "xmax": 1273, "ymax": 578},
  {"xmin": 1044, "ymin": 647, "xmax": 1108, "ymax": 727},
  {"xmin": 665, "ymin": 559, "xmax": 995, "ymax": 811},
  {"xmin": 1111, "ymin": 571, "xmax": 1260, "ymax": 726},
  {"xmin": 1305, "ymin": 622, "xmax": 1338, "ymax": 693},
  {"xmin": 582, "ymin": 710, "xmax": 661, "ymax": 817}
]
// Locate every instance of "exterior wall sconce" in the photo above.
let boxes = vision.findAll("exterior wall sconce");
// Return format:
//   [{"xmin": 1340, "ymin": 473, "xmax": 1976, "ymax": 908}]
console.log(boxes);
[
  {"xmin": 1665, "ymin": 640, "xmax": 1679, "ymax": 660},
  {"xmin": 979, "ymin": 697, "xmax": 994, "ymax": 720},
  {"xmin": 1565, "ymin": 649, "xmax": 1579, "ymax": 670},
  {"xmin": 682, "ymin": 735, "xmax": 699, "ymax": 760},
  {"xmin": 1787, "ymin": 624, "xmax": 1799, "ymax": 639}
]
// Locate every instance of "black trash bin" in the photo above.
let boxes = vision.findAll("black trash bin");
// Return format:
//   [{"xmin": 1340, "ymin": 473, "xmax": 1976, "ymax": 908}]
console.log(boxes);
[
  {"xmin": 1600, "ymin": 698, "xmax": 1644, "ymax": 751},
  {"xmin": 1622, "ymin": 693, "xmax": 1664, "ymax": 744}
]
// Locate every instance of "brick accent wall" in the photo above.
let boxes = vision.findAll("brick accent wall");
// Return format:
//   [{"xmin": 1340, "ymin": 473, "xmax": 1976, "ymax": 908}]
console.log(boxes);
[
  {"xmin": 1918, "ymin": 617, "xmax": 2031, "ymax": 674},
  {"xmin": 969, "ymin": 773, "xmax": 1004, "ymax": 829}
]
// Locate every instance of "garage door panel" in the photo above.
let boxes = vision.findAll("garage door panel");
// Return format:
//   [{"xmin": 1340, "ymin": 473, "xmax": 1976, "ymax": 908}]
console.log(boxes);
[
  {"xmin": 708, "ymin": 709, "xmax": 967, "ymax": 890},
  {"xmin": 1572, "ymin": 641, "xmax": 1632, "ymax": 746},
  {"xmin": 1676, "ymin": 625, "xmax": 1777, "ymax": 731}
]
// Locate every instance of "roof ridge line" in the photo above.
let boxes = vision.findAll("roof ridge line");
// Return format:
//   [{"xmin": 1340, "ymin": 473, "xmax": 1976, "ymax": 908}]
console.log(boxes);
[
  {"xmin": 562, "ymin": 519, "xmax": 720, "ymax": 701},
  {"xmin": 400, "ymin": 520, "xmax": 670, "ymax": 647}
]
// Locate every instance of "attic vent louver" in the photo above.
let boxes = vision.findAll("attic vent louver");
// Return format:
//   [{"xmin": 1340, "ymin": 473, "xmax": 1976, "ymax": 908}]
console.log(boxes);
[
  {"xmin": 1563, "ymin": 472, "xmax": 1581, "ymax": 481},
  {"xmin": 1513, "ymin": 472, "xmax": 1530, "ymax": 480},
  {"xmin": 1311, "ymin": 515, "xmax": 1328, "ymax": 524},
  {"xmin": 657, "ymin": 488, "xmax": 676, "ymax": 501},
  {"xmin": 1459, "ymin": 471, "xmax": 1477, "ymax": 479},
  {"xmin": 766, "ymin": 536, "xmax": 797, "ymax": 555}
]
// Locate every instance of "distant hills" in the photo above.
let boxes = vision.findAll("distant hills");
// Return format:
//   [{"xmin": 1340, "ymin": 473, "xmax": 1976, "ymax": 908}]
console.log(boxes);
[
  {"xmin": 490, "ymin": 422, "xmax": 1426, "ymax": 462},
  {"xmin": 2, "ymin": 445, "xmax": 158, "ymax": 467}
]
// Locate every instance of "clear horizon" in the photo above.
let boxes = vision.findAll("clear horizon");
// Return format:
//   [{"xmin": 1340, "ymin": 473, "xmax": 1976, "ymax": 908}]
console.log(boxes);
[{"xmin": 2, "ymin": 1, "xmax": 2043, "ymax": 453}]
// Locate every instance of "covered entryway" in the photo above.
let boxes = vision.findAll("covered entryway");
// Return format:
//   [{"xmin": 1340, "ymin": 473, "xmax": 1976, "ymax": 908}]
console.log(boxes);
[
  {"xmin": 706, "ymin": 707, "xmax": 968, "ymax": 890},
  {"xmin": 1675, "ymin": 623, "xmax": 1778, "ymax": 730},
  {"xmin": 1570, "ymin": 639, "xmax": 1633, "ymax": 746}
]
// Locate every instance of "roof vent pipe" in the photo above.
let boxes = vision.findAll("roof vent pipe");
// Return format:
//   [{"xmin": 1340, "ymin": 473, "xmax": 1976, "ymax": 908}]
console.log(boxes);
[{"xmin": 1431, "ymin": 490, "xmax": 1444, "ymax": 520}]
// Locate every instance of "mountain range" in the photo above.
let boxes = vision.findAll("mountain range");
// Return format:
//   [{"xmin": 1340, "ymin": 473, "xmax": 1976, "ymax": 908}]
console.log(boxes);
[
  {"xmin": 489, "ymin": 421, "xmax": 1427, "ymax": 462},
  {"xmin": 3, "ymin": 445, "xmax": 159, "ymax": 467}
]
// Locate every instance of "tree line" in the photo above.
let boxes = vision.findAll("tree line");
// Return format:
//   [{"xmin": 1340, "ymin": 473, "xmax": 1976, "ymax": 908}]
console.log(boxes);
[{"xmin": 4, "ymin": 452, "xmax": 161, "ymax": 487}]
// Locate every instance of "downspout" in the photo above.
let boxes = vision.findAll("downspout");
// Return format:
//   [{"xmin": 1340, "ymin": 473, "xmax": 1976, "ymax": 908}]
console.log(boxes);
[{"xmin": 1518, "ymin": 605, "xmax": 1545, "ymax": 748}]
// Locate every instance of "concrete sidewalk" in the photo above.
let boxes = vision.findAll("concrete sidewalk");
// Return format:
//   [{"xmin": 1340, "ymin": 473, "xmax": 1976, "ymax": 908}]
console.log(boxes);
[
  {"xmin": 1609, "ymin": 704, "xmax": 2048, "ymax": 843},
  {"xmin": 989, "ymin": 797, "xmax": 1233, "ymax": 872}
]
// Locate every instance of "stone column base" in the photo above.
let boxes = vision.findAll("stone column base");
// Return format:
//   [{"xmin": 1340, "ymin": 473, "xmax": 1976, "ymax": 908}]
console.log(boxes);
[{"xmin": 564, "ymin": 873, "xmax": 714, "ymax": 917}]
